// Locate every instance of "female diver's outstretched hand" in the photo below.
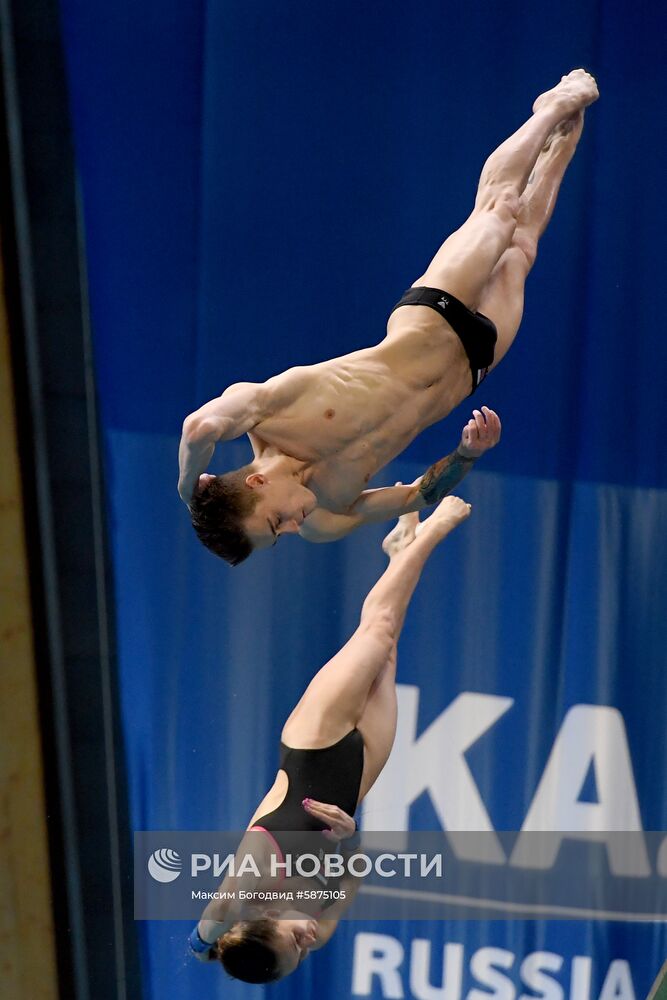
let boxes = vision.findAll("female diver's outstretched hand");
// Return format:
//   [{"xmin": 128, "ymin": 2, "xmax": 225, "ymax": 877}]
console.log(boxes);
[{"xmin": 302, "ymin": 798, "xmax": 356, "ymax": 842}]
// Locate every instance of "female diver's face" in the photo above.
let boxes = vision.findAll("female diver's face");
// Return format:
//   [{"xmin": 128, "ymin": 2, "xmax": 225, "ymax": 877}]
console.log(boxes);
[{"xmin": 268, "ymin": 912, "xmax": 318, "ymax": 976}]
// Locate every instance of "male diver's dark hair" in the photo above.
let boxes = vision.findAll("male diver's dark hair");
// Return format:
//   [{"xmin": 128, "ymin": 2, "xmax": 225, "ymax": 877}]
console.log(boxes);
[
  {"xmin": 188, "ymin": 466, "xmax": 258, "ymax": 566},
  {"xmin": 214, "ymin": 919, "xmax": 281, "ymax": 983}
]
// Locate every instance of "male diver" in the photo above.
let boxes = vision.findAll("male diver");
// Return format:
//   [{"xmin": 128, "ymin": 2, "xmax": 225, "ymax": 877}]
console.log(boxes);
[{"xmin": 178, "ymin": 71, "xmax": 598, "ymax": 564}]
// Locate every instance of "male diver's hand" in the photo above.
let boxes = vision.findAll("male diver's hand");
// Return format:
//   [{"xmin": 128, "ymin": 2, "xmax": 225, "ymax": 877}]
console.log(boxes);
[
  {"xmin": 458, "ymin": 406, "xmax": 501, "ymax": 458},
  {"xmin": 302, "ymin": 798, "xmax": 356, "ymax": 842},
  {"xmin": 196, "ymin": 473, "xmax": 217, "ymax": 492},
  {"xmin": 179, "ymin": 472, "xmax": 216, "ymax": 507}
]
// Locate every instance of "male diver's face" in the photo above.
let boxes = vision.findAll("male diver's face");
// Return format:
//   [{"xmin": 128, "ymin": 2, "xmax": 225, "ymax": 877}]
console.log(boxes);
[
  {"xmin": 268, "ymin": 913, "xmax": 318, "ymax": 976},
  {"xmin": 243, "ymin": 476, "xmax": 317, "ymax": 549}
]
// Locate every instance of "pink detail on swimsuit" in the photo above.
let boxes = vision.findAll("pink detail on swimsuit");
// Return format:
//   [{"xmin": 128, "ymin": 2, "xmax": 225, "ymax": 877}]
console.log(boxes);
[{"xmin": 249, "ymin": 825, "xmax": 286, "ymax": 879}]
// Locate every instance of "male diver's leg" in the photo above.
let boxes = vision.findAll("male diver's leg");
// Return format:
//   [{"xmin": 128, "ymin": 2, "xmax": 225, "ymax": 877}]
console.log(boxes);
[
  {"xmin": 408, "ymin": 71, "xmax": 597, "ymax": 312},
  {"xmin": 477, "ymin": 110, "xmax": 585, "ymax": 368},
  {"xmin": 281, "ymin": 498, "xmax": 471, "ymax": 749}
]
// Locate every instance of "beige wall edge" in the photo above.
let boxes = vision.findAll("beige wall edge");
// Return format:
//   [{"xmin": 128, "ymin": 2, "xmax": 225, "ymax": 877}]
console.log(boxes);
[{"xmin": 0, "ymin": 245, "xmax": 59, "ymax": 999}]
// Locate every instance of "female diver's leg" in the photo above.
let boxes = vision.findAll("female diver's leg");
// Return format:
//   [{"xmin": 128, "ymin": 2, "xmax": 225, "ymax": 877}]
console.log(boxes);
[
  {"xmin": 354, "ymin": 504, "xmax": 467, "ymax": 799},
  {"xmin": 281, "ymin": 497, "xmax": 471, "ymax": 750}
]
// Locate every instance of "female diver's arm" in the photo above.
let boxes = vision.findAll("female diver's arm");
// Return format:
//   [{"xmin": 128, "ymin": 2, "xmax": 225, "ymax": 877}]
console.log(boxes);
[
  {"xmin": 191, "ymin": 878, "xmax": 248, "ymax": 961},
  {"xmin": 301, "ymin": 799, "xmax": 363, "ymax": 950},
  {"xmin": 190, "ymin": 832, "xmax": 273, "ymax": 960},
  {"xmin": 311, "ymin": 866, "xmax": 363, "ymax": 949}
]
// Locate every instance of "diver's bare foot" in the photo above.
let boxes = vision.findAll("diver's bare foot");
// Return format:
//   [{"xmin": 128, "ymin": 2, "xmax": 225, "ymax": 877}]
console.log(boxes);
[
  {"xmin": 415, "ymin": 495, "xmax": 471, "ymax": 541},
  {"xmin": 532, "ymin": 69, "xmax": 598, "ymax": 118},
  {"xmin": 382, "ymin": 506, "xmax": 420, "ymax": 558}
]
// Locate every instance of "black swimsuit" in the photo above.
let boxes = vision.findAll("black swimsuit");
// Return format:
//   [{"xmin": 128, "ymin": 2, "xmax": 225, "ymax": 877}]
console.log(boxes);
[
  {"xmin": 392, "ymin": 285, "xmax": 498, "ymax": 393},
  {"xmin": 251, "ymin": 730, "xmax": 364, "ymax": 861}
]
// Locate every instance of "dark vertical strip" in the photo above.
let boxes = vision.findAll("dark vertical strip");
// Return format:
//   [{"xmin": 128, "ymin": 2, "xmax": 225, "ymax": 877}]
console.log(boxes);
[
  {"xmin": 76, "ymin": 181, "xmax": 127, "ymax": 1000},
  {"xmin": 0, "ymin": 3, "xmax": 90, "ymax": 996},
  {"xmin": 0, "ymin": 0, "xmax": 142, "ymax": 996}
]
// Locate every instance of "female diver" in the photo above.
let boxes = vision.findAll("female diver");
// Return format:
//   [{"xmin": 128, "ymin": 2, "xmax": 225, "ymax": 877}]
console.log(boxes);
[{"xmin": 188, "ymin": 494, "xmax": 472, "ymax": 982}]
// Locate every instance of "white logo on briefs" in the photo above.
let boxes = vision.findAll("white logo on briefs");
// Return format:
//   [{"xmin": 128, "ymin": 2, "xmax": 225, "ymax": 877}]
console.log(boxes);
[
  {"xmin": 437, "ymin": 296, "xmax": 449, "ymax": 310},
  {"xmin": 148, "ymin": 848, "xmax": 183, "ymax": 882}
]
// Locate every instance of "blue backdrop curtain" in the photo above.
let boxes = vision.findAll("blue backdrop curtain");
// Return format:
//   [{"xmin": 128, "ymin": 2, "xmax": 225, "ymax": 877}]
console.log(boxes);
[{"xmin": 58, "ymin": 1, "xmax": 667, "ymax": 997}]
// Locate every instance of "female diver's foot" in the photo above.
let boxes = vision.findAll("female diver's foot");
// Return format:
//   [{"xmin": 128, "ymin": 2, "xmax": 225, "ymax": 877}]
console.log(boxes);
[
  {"xmin": 415, "ymin": 495, "xmax": 471, "ymax": 541},
  {"xmin": 382, "ymin": 496, "xmax": 420, "ymax": 559},
  {"xmin": 382, "ymin": 494, "xmax": 471, "ymax": 559}
]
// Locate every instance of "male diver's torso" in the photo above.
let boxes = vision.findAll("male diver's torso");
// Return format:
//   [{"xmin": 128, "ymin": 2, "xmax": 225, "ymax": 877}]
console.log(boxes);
[{"xmin": 252, "ymin": 331, "xmax": 467, "ymax": 510}]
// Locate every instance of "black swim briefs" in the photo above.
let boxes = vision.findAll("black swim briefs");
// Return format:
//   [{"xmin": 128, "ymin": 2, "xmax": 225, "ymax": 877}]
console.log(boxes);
[{"xmin": 391, "ymin": 286, "xmax": 497, "ymax": 393}]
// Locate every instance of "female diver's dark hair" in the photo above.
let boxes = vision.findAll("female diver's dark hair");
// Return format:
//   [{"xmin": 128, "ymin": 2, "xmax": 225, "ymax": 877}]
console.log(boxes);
[{"xmin": 215, "ymin": 919, "xmax": 281, "ymax": 984}]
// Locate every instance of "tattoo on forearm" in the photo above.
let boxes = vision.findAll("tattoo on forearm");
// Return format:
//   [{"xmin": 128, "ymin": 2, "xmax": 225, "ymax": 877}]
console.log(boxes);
[{"xmin": 418, "ymin": 449, "xmax": 476, "ymax": 505}]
